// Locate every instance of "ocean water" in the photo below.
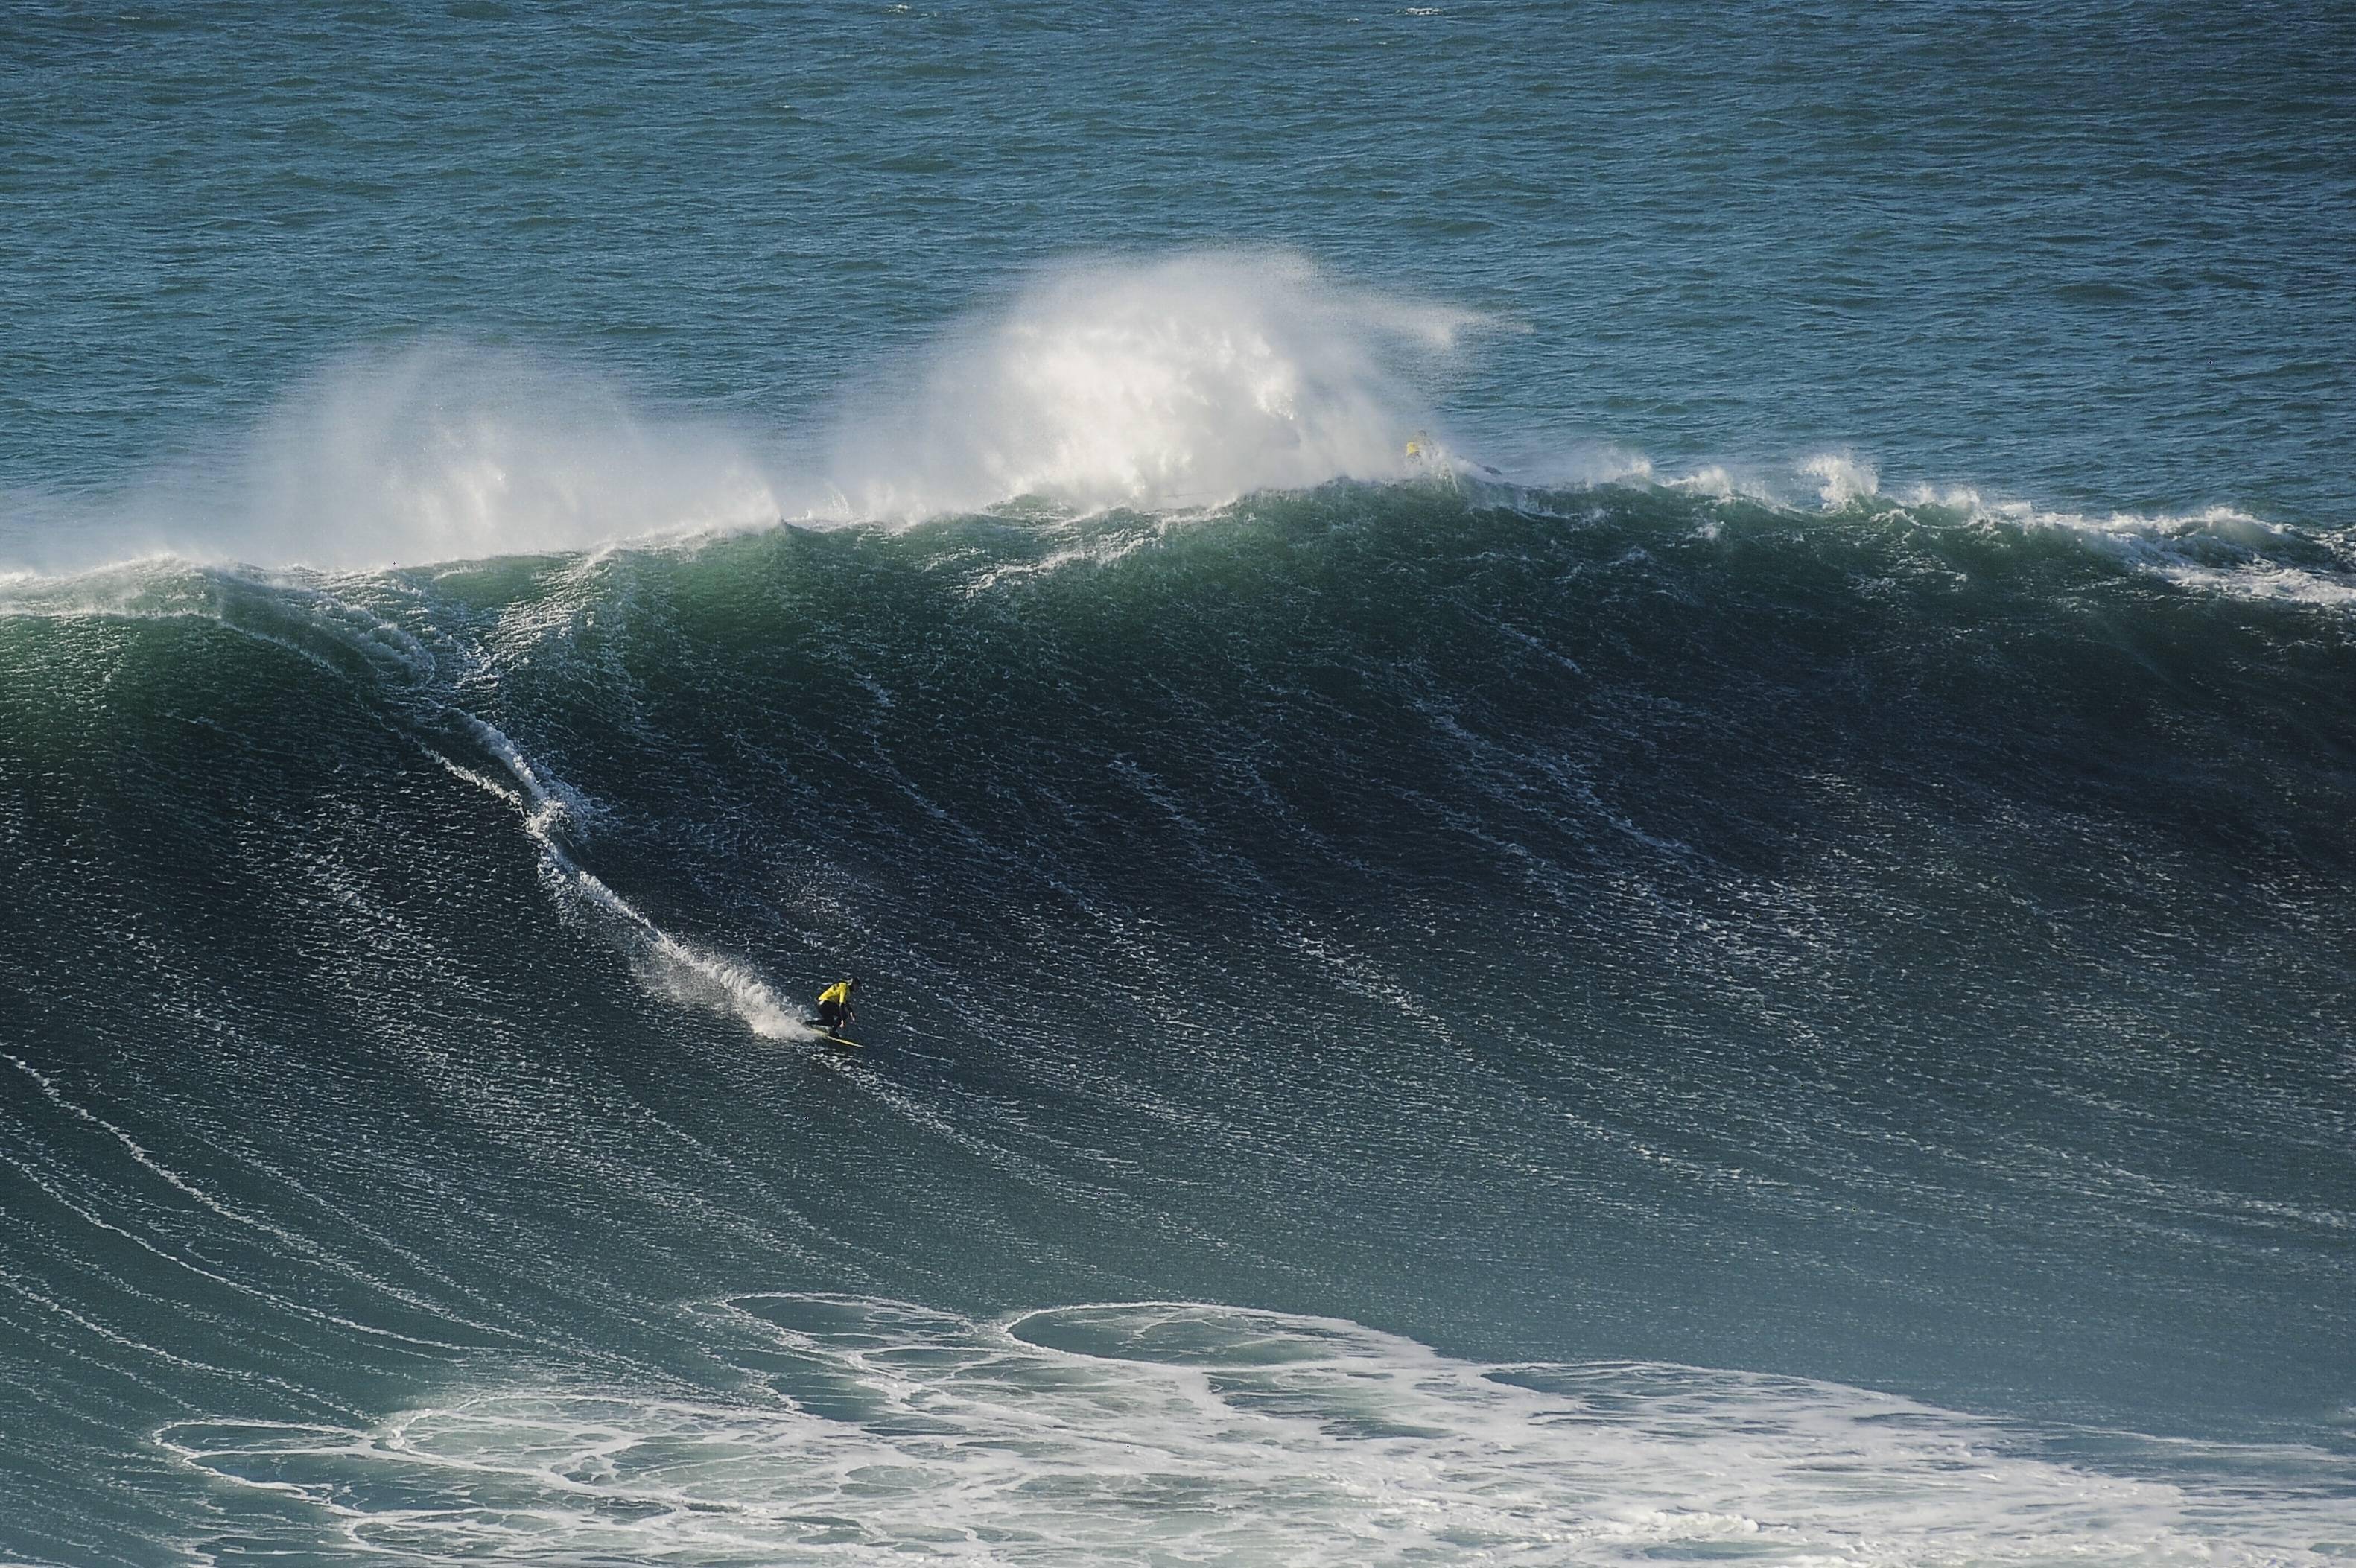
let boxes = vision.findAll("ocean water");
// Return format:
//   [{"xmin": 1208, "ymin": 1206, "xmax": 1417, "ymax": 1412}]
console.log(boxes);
[{"xmin": 4, "ymin": 4, "xmax": 2354, "ymax": 1564}]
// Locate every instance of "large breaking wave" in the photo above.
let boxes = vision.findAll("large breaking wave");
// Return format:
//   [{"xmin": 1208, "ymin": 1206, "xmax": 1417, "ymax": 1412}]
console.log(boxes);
[
  {"xmin": 4, "ymin": 260, "xmax": 2354, "ymax": 1564},
  {"xmin": 5, "ymin": 486, "xmax": 2355, "ymax": 1560}
]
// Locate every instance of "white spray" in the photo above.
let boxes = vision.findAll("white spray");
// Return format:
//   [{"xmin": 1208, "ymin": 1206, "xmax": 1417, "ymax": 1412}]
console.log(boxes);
[
  {"xmin": 823, "ymin": 250, "xmax": 1478, "ymax": 519},
  {"xmin": 9, "ymin": 344, "xmax": 784, "ymax": 575},
  {"xmin": 1, "ymin": 253, "xmax": 1477, "ymax": 575}
]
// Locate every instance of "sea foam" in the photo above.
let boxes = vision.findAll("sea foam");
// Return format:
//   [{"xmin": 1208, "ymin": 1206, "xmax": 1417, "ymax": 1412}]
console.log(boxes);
[{"xmin": 158, "ymin": 1296, "xmax": 2350, "ymax": 1565}]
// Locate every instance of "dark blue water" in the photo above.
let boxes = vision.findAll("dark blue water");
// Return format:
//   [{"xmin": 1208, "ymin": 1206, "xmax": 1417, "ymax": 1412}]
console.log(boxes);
[{"xmin": 4, "ymin": 5, "xmax": 2353, "ymax": 1563}]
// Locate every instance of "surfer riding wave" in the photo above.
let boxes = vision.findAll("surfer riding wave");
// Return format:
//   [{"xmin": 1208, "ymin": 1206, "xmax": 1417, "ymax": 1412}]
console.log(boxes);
[{"xmin": 816, "ymin": 976, "xmax": 858, "ymax": 1038}]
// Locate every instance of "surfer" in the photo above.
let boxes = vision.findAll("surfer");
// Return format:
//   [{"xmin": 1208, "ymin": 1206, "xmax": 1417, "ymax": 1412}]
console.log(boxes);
[{"xmin": 816, "ymin": 976, "xmax": 859, "ymax": 1037}]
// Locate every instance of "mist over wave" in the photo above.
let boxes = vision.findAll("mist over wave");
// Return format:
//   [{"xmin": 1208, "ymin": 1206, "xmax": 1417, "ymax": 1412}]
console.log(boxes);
[
  {"xmin": 0, "ymin": 346, "xmax": 778, "ymax": 577},
  {"xmin": 822, "ymin": 251, "xmax": 1476, "ymax": 519},
  {"xmin": 230, "ymin": 347, "xmax": 784, "ymax": 571},
  {"xmin": 1, "ymin": 253, "xmax": 1482, "ymax": 576}
]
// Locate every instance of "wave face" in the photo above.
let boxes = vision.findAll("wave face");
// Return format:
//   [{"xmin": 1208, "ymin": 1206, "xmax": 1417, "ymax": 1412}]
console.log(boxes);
[{"xmin": 4, "ymin": 485, "xmax": 2353, "ymax": 1561}]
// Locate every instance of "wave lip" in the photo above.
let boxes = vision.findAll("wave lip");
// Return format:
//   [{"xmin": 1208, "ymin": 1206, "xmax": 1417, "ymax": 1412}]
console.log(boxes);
[{"xmin": 1596, "ymin": 449, "xmax": 2356, "ymax": 613}]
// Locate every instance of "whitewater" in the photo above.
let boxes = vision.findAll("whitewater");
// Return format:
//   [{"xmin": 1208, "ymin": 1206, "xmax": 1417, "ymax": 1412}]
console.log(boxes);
[{"xmin": 7, "ymin": 4, "xmax": 2355, "ymax": 1564}]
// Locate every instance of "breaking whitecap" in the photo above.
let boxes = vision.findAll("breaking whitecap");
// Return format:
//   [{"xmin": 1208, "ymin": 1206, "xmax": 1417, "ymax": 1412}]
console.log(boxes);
[{"xmin": 159, "ymin": 1297, "xmax": 2352, "ymax": 1565}]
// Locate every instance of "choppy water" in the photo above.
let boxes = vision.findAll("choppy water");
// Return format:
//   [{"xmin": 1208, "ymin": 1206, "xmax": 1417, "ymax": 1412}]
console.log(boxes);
[{"xmin": 4, "ymin": 4, "xmax": 2354, "ymax": 1564}]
